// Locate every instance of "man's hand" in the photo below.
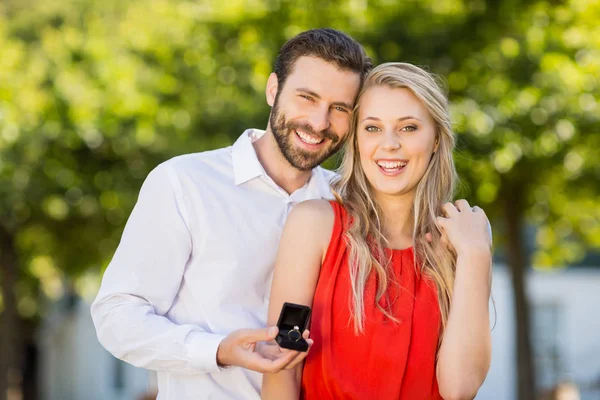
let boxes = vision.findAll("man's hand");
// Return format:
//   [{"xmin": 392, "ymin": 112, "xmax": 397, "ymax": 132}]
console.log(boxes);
[
  {"xmin": 216, "ymin": 327, "xmax": 313, "ymax": 373},
  {"xmin": 256, "ymin": 328, "xmax": 313, "ymax": 370}
]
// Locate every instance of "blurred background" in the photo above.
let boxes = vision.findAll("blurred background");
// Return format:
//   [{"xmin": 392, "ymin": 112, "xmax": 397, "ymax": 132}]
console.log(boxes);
[{"xmin": 0, "ymin": 0, "xmax": 599, "ymax": 399}]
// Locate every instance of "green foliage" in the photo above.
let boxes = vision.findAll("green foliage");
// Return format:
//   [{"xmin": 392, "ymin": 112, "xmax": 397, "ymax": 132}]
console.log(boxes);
[
  {"xmin": 446, "ymin": 0, "xmax": 600, "ymax": 267},
  {"xmin": 0, "ymin": 0, "xmax": 598, "ymax": 319}
]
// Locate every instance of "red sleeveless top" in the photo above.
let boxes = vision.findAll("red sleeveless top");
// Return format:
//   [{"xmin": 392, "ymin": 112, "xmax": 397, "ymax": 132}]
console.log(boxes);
[{"xmin": 301, "ymin": 201, "xmax": 443, "ymax": 400}]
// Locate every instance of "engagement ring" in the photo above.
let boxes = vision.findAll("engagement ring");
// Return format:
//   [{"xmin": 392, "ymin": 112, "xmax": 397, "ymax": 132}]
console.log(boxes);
[{"xmin": 287, "ymin": 326, "xmax": 301, "ymax": 342}]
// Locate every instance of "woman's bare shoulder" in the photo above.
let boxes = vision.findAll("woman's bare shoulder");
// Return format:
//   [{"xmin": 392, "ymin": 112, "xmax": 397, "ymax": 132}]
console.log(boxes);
[
  {"xmin": 284, "ymin": 199, "xmax": 336, "ymax": 251},
  {"xmin": 287, "ymin": 199, "xmax": 335, "ymax": 230},
  {"xmin": 291, "ymin": 199, "xmax": 335, "ymax": 217}
]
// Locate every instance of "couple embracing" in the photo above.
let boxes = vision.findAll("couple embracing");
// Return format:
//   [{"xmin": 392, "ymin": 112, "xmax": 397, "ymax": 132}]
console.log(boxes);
[{"xmin": 92, "ymin": 28, "xmax": 492, "ymax": 400}]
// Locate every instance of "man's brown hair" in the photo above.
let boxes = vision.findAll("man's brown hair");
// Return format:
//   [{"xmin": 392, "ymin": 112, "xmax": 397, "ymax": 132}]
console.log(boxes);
[{"xmin": 273, "ymin": 28, "xmax": 372, "ymax": 90}]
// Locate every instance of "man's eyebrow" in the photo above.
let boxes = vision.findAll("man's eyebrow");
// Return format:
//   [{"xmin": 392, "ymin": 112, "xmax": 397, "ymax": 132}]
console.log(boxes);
[
  {"xmin": 296, "ymin": 88, "xmax": 321, "ymax": 98},
  {"xmin": 361, "ymin": 116, "xmax": 422, "ymax": 122},
  {"xmin": 332, "ymin": 101, "xmax": 353, "ymax": 110},
  {"xmin": 296, "ymin": 88, "xmax": 353, "ymax": 110}
]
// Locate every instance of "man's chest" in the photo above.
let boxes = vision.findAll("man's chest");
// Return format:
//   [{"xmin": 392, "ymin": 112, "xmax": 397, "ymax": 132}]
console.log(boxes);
[{"xmin": 183, "ymin": 186, "xmax": 292, "ymax": 302}]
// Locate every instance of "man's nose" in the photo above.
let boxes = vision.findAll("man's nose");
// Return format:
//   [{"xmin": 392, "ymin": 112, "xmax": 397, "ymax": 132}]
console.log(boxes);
[{"xmin": 308, "ymin": 108, "xmax": 331, "ymax": 133}]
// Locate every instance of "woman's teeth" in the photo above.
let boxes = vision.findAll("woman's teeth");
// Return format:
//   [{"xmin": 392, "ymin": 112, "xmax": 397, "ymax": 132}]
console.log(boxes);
[
  {"xmin": 296, "ymin": 130, "xmax": 324, "ymax": 144},
  {"xmin": 376, "ymin": 160, "xmax": 408, "ymax": 172}
]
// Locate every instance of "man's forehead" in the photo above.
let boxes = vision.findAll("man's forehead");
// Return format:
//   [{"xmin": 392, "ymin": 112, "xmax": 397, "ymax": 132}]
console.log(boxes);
[{"xmin": 284, "ymin": 56, "xmax": 361, "ymax": 100}]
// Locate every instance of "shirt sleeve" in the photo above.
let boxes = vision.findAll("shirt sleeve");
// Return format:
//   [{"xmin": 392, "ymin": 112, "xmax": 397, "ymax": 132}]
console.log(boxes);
[{"xmin": 90, "ymin": 161, "xmax": 226, "ymax": 375}]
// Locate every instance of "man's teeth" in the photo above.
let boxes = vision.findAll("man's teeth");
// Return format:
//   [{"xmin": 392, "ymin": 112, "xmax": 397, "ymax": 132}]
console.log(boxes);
[
  {"xmin": 296, "ymin": 130, "xmax": 324, "ymax": 145},
  {"xmin": 377, "ymin": 161, "xmax": 407, "ymax": 169}
]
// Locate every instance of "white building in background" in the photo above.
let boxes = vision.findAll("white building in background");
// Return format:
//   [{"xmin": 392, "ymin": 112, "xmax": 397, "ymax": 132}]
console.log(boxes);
[
  {"xmin": 479, "ymin": 266, "xmax": 600, "ymax": 400},
  {"xmin": 38, "ymin": 295, "xmax": 153, "ymax": 400},
  {"xmin": 38, "ymin": 266, "xmax": 600, "ymax": 400}
]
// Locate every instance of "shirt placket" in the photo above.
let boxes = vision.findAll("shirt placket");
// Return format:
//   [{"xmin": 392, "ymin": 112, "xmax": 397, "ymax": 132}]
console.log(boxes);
[{"xmin": 284, "ymin": 199, "xmax": 297, "ymax": 220}]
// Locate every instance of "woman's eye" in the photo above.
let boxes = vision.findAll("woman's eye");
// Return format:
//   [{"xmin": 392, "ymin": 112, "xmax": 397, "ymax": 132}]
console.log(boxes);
[
  {"xmin": 401, "ymin": 125, "xmax": 417, "ymax": 132},
  {"xmin": 365, "ymin": 125, "xmax": 380, "ymax": 132}
]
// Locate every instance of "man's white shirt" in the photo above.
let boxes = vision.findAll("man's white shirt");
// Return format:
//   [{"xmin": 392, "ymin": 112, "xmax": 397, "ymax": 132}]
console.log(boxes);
[{"xmin": 91, "ymin": 129, "xmax": 335, "ymax": 399}]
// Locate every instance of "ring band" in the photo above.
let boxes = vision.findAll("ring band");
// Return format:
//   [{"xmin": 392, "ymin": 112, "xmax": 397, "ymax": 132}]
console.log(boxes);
[{"xmin": 287, "ymin": 326, "xmax": 301, "ymax": 342}]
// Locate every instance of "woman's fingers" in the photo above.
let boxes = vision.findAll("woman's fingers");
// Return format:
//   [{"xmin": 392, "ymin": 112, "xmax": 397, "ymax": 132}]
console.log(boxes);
[
  {"xmin": 442, "ymin": 202, "xmax": 459, "ymax": 217},
  {"xmin": 454, "ymin": 199, "xmax": 471, "ymax": 212},
  {"xmin": 436, "ymin": 215, "xmax": 448, "ymax": 227}
]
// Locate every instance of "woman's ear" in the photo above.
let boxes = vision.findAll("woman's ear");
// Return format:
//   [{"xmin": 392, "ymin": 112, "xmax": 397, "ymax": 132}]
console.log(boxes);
[
  {"xmin": 266, "ymin": 73, "xmax": 279, "ymax": 107},
  {"xmin": 433, "ymin": 136, "xmax": 440, "ymax": 154}
]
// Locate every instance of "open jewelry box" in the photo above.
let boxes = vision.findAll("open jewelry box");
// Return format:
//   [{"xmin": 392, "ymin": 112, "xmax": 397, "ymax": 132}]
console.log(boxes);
[{"xmin": 275, "ymin": 302, "xmax": 311, "ymax": 352}]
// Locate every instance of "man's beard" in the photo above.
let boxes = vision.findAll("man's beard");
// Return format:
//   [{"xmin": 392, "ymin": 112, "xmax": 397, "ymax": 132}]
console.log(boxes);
[{"xmin": 269, "ymin": 96, "xmax": 345, "ymax": 172}]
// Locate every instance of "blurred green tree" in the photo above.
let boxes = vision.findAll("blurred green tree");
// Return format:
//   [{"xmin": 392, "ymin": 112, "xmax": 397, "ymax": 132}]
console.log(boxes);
[
  {"xmin": 0, "ymin": 0, "xmax": 598, "ymax": 399},
  {"xmin": 446, "ymin": 3, "xmax": 600, "ymax": 399},
  {"xmin": 1, "ymin": 0, "xmax": 277, "ymax": 396}
]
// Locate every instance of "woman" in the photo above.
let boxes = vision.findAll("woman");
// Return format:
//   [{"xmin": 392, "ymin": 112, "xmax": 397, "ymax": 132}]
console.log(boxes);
[{"xmin": 262, "ymin": 62, "xmax": 492, "ymax": 400}]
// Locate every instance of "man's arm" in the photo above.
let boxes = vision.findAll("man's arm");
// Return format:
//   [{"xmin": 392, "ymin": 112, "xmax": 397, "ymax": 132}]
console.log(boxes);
[
  {"xmin": 91, "ymin": 162, "xmax": 227, "ymax": 374},
  {"xmin": 91, "ymin": 161, "xmax": 303, "ymax": 374}
]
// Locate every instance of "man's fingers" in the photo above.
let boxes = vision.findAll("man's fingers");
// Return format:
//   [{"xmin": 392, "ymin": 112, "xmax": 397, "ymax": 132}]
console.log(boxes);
[
  {"xmin": 245, "ymin": 328, "xmax": 313, "ymax": 372},
  {"xmin": 260, "ymin": 349, "xmax": 298, "ymax": 373},
  {"xmin": 257, "ymin": 342, "xmax": 287, "ymax": 360},
  {"xmin": 284, "ymin": 351, "xmax": 310, "ymax": 370},
  {"xmin": 239, "ymin": 326, "xmax": 279, "ymax": 343},
  {"xmin": 284, "ymin": 339, "xmax": 313, "ymax": 370},
  {"xmin": 281, "ymin": 329, "xmax": 311, "ymax": 369},
  {"xmin": 246, "ymin": 346, "xmax": 297, "ymax": 373}
]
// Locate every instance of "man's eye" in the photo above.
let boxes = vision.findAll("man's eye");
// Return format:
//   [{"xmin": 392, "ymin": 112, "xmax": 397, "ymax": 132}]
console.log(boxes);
[
  {"xmin": 333, "ymin": 106, "xmax": 348, "ymax": 113},
  {"xmin": 300, "ymin": 95, "xmax": 314, "ymax": 101}
]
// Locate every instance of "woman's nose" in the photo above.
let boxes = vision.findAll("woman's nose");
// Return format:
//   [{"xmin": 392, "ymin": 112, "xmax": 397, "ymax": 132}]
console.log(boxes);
[{"xmin": 380, "ymin": 130, "xmax": 401, "ymax": 151}]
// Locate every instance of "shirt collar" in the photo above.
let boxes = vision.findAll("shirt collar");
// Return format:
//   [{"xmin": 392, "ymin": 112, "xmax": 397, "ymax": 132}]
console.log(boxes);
[
  {"xmin": 231, "ymin": 129, "xmax": 267, "ymax": 186},
  {"xmin": 302, "ymin": 167, "xmax": 335, "ymax": 200},
  {"xmin": 231, "ymin": 128, "xmax": 335, "ymax": 198}
]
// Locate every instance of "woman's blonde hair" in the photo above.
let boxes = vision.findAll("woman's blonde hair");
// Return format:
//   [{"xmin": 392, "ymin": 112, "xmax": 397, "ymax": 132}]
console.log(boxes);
[{"xmin": 332, "ymin": 62, "xmax": 457, "ymax": 336}]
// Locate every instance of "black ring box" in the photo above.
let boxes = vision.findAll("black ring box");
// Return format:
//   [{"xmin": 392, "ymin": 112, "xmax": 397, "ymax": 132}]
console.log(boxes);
[{"xmin": 275, "ymin": 302, "xmax": 311, "ymax": 352}]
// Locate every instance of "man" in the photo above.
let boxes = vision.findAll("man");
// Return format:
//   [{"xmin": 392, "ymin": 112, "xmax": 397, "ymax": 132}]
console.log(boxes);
[{"xmin": 91, "ymin": 28, "xmax": 371, "ymax": 399}]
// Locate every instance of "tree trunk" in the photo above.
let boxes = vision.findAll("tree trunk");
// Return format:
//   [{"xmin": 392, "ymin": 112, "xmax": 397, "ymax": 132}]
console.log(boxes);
[
  {"xmin": 504, "ymin": 183, "xmax": 536, "ymax": 400},
  {"xmin": 0, "ymin": 229, "xmax": 20, "ymax": 400}
]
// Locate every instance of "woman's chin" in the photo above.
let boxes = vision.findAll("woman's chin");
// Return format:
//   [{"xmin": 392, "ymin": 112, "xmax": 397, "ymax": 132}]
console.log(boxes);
[{"xmin": 371, "ymin": 184, "xmax": 414, "ymax": 198}]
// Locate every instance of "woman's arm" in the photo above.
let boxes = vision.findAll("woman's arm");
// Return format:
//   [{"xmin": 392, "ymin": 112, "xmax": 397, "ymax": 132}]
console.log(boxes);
[
  {"xmin": 436, "ymin": 200, "xmax": 493, "ymax": 400},
  {"xmin": 261, "ymin": 200, "xmax": 335, "ymax": 400}
]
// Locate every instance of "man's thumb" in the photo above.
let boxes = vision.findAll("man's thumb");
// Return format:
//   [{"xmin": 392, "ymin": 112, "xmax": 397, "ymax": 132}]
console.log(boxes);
[{"xmin": 243, "ymin": 326, "xmax": 279, "ymax": 343}]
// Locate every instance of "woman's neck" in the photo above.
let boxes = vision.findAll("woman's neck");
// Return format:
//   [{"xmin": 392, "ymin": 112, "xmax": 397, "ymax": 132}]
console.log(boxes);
[{"xmin": 375, "ymin": 192, "xmax": 415, "ymax": 250}]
